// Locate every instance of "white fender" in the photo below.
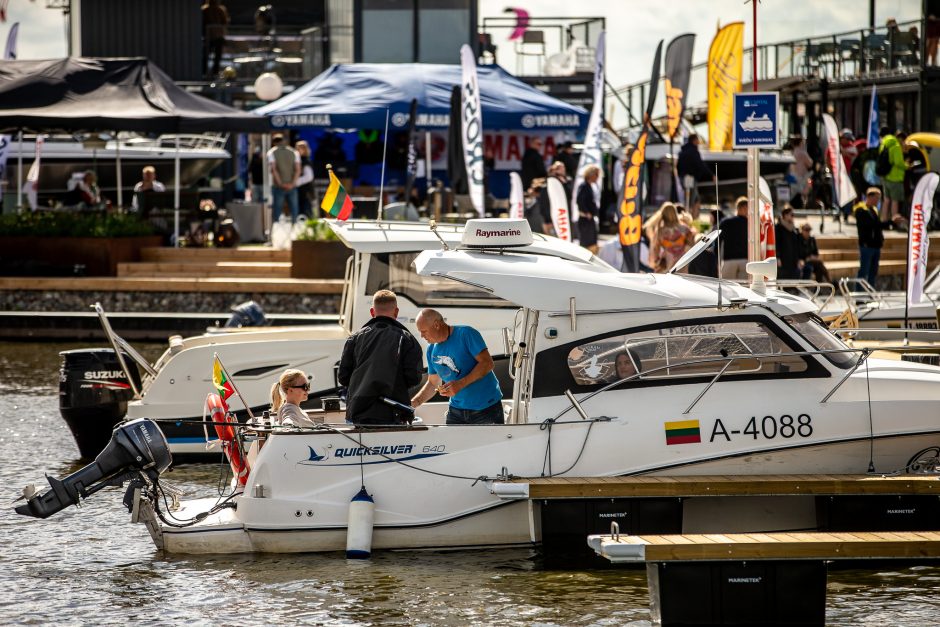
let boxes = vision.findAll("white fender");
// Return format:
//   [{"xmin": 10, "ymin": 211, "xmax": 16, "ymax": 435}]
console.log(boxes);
[{"xmin": 346, "ymin": 486, "xmax": 375, "ymax": 559}]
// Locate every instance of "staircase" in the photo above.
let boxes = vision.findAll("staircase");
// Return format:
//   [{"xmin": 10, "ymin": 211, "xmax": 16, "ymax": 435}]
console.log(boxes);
[
  {"xmin": 815, "ymin": 234, "xmax": 940, "ymax": 279},
  {"xmin": 118, "ymin": 247, "xmax": 291, "ymax": 278}
]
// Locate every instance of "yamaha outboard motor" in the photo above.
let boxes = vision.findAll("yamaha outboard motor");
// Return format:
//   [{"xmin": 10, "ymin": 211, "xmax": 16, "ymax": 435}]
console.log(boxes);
[
  {"xmin": 225, "ymin": 300, "xmax": 267, "ymax": 328},
  {"xmin": 16, "ymin": 419, "xmax": 171, "ymax": 520},
  {"xmin": 59, "ymin": 348, "xmax": 141, "ymax": 459}
]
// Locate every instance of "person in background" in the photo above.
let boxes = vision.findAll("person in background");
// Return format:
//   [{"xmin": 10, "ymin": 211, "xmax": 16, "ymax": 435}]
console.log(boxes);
[
  {"xmin": 131, "ymin": 165, "xmax": 166, "ymax": 212},
  {"xmin": 78, "ymin": 171, "xmax": 103, "ymax": 208},
  {"xmin": 878, "ymin": 126, "xmax": 908, "ymax": 228},
  {"xmin": 338, "ymin": 290, "xmax": 422, "ymax": 426},
  {"xmin": 270, "ymin": 369, "xmax": 316, "ymax": 427},
  {"xmin": 201, "ymin": 0, "xmax": 229, "ymax": 79},
  {"xmin": 249, "ymin": 146, "xmax": 264, "ymax": 204},
  {"xmin": 521, "ymin": 137, "xmax": 547, "ymax": 189},
  {"xmin": 295, "ymin": 140, "xmax": 315, "ymax": 218},
  {"xmin": 774, "ymin": 207, "xmax": 801, "ymax": 280},
  {"xmin": 718, "ymin": 197, "xmax": 750, "ymax": 280},
  {"xmin": 854, "ymin": 187, "xmax": 885, "ymax": 287},
  {"xmin": 524, "ymin": 179, "xmax": 549, "ymax": 235},
  {"xmin": 412, "ymin": 308, "xmax": 504, "ymax": 425},
  {"xmin": 575, "ymin": 165, "xmax": 601, "ymax": 254},
  {"xmin": 927, "ymin": 14, "xmax": 939, "ymax": 66},
  {"xmin": 677, "ymin": 134, "xmax": 715, "ymax": 218},
  {"xmin": 556, "ymin": 141, "xmax": 578, "ymax": 180},
  {"xmin": 789, "ymin": 136, "xmax": 814, "ymax": 208},
  {"xmin": 614, "ymin": 350, "xmax": 642, "ymax": 381},
  {"xmin": 644, "ymin": 202, "xmax": 694, "ymax": 273},
  {"xmin": 839, "ymin": 129, "xmax": 858, "ymax": 172},
  {"xmin": 797, "ymin": 223, "xmax": 830, "ymax": 283},
  {"xmin": 267, "ymin": 133, "xmax": 301, "ymax": 225}
]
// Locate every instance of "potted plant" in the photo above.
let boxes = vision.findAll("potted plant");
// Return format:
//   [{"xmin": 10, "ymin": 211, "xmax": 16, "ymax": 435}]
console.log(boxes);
[
  {"xmin": 0, "ymin": 211, "xmax": 162, "ymax": 276},
  {"xmin": 290, "ymin": 218, "xmax": 350, "ymax": 279}
]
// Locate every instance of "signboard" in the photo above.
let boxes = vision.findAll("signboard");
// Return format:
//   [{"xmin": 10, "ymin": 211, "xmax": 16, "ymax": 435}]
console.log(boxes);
[{"xmin": 732, "ymin": 91, "xmax": 779, "ymax": 149}]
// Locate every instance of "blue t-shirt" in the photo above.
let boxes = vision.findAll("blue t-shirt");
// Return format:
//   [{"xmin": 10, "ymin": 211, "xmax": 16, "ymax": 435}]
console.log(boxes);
[{"xmin": 426, "ymin": 325, "xmax": 502, "ymax": 411}]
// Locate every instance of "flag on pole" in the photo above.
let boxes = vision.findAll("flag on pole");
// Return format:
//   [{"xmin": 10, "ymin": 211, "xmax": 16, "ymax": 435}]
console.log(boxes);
[
  {"xmin": 907, "ymin": 172, "xmax": 939, "ymax": 305},
  {"xmin": 867, "ymin": 85, "xmax": 880, "ymax": 150},
  {"xmin": 22, "ymin": 134, "xmax": 43, "ymax": 211},
  {"xmin": 508, "ymin": 171, "xmax": 524, "ymax": 220},
  {"xmin": 321, "ymin": 167, "xmax": 354, "ymax": 221},
  {"xmin": 212, "ymin": 353, "xmax": 255, "ymax": 419}
]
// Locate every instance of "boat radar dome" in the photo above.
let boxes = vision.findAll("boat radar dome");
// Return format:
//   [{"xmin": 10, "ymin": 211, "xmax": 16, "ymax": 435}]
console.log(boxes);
[{"xmin": 460, "ymin": 219, "xmax": 533, "ymax": 249}]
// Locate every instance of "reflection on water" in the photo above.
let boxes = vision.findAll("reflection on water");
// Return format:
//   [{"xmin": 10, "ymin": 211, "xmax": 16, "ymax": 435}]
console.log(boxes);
[{"xmin": 0, "ymin": 342, "xmax": 938, "ymax": 625}]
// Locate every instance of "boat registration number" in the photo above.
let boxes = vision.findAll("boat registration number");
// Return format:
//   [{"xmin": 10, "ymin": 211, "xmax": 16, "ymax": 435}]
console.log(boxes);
[{"xmin": 710, "ymin": 414, "xmax": 813, "ymax": 442}]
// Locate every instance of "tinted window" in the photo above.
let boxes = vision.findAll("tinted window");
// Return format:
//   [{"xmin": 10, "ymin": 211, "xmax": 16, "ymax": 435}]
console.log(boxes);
[
  {"xmin": 784, "ymin": 313, "xmax": 856, "ymax": 368},
  {"xmin": 365, "ymin": 252, "xmax": 511, "ymax": 307}
]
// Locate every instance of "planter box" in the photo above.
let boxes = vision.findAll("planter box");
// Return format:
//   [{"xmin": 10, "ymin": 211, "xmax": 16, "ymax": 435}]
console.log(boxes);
[
  {"xmin": 290, "ymin": 240, "xmax": 350, "ymax": 279},
  {"xmin": 0, "ymin": 235, "xmax": 163, "ymax": 276}
]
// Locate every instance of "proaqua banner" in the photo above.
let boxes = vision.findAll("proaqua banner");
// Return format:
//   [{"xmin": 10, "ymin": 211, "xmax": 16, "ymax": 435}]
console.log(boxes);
[
  {"xmin": 570, "ymin": 30, "xmax": 605, "ymax": 220},
  {"xmin": 707, "ymin": 22, "xmax": 743, "ymax": 151},
  {"xmin": 664, "ymin": 33, "xmax": 695, "ymax": 139},
  {"xmin": 908, "ymin": 172, "xmax": 939, "ymax": 305},
  {"xmin": 822, "ymin": 113, "xmax": 857, "ymax": 209},
  {"xmin": 619, "ymin": 128, "xmax": 649, "ymax": 272},
  {"xmin": 460, "ymin": 44, "xmax": 485, "ymax": 217}
]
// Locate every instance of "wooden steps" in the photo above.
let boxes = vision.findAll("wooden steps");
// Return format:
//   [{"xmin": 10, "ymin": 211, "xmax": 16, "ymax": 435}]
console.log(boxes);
[
  {"xmin": 118, "ymin": 261, "xmax": 292, "ymax": 278},
  {"xmin": 0, "ymin": 276, "xmax": 344, "ymax": 294},
  {"xmin": 139, "ymin": 247, "xmax": 289, "ymax": 263}
]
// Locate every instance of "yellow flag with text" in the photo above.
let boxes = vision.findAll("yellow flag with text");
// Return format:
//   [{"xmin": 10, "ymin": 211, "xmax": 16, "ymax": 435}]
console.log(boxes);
[{"xmin": 707, "ymin": 22, "xmax": 744, "ymax": 151}]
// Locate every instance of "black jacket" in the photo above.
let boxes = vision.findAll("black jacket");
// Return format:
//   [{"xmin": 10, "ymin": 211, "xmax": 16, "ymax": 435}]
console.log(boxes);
[
  {"xmin": 338, "ymin": 316, "xmax": 422, "ymax": 424},
  {"xmin": 521, "ymin": 147, "xmax": 547, "ymax": 189},
  {"xmin": 854, "ymin": 204, "xmax": 884, "ymax": 249},
  {"xmin": 774, "ymin": 224, "xmax": 800, "ymax": 280},
  {"xmin": 677, "ymin": 141, "xmax": 713, "ymax": 181}
]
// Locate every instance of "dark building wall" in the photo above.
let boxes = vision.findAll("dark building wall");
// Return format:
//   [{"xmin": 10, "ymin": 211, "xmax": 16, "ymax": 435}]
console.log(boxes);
[{"xmin": 78, "ymin": 0, "xmax": 202, "ymax": 81}]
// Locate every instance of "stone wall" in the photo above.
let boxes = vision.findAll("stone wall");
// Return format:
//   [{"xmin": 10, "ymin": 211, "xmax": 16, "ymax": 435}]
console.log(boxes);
[{"xmin": 0, "ymin": 290, "xmax": 341, "ymax": 315}]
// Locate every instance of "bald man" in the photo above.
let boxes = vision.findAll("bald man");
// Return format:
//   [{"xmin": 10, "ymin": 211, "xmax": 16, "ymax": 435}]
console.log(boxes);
[
  {"xmin": 411, "ymin": 309, "xmax": 504, "ymax": 425},
  {"xmin": 338, "ymin": 290, "xmax": 422, "ymax": 425}
]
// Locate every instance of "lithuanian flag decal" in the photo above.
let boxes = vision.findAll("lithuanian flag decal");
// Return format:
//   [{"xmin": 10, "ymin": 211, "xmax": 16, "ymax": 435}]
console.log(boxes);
[
  {"xmin": 321, "ymin": 168, "xmax": 354, "ymax": 221},
  {"xmin": 664, "ymin": 419, "xmax": 701, "ymax": 445}
]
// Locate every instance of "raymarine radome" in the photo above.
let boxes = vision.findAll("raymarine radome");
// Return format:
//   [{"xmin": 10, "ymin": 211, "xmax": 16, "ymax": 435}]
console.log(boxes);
[{"xmin": 459, "ymin": 219, "xmax": 533, "ymax": 248}]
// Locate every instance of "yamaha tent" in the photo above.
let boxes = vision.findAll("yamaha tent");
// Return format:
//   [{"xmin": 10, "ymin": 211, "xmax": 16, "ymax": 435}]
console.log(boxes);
[{"xmin": 257, "ymin": 63, "xmax": 588, "ymax": 132}]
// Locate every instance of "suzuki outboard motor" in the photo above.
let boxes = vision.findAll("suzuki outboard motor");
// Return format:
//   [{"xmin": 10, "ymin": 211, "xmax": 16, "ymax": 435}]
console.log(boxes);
[
  {"xmin": 59, "ymin": 348, "xmax": 141, "ymax": 459},
  {"xmin": 16, "ymin": 419, "xmax": 171, "ymax": 519},
  {"xmin": 225, "ymin": 300, "xmax": 267, "ymax": 328}
]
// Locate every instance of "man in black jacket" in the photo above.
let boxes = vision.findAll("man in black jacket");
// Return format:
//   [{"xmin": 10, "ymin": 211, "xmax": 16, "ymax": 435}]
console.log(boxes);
[
  {"xmin": 853, "ymin": 187, "xmax": 885, "ymax": 287},
  {"xmin": 774, "ymin": 207, "xmax": 801, "ymax": 280},
  {"xmin": 338, "ymin": 290, "xmax": 423, "ymax": 425},
  {"xmin": 521, "ymin": 137, "xmax": 547, "ymax": 189},
  {"xmin": 677, "ymin": 135, "xmax": 715, "ymax": 217}
]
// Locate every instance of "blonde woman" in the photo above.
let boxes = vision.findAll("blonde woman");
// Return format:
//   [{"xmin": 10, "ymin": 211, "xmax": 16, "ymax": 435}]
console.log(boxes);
[
  {"xmin": 644, "ymin": 202, "xmax": 694, "ymax": 272},
  {"xmin": 270, "ymin": 369, "xmax": 316, "ymax": 427}
]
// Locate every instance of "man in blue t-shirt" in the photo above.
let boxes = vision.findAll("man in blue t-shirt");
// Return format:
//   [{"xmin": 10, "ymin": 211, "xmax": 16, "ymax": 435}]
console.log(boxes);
[{"xmin": 411, "ymin": 308, "xmax": 504, "ymax": 425}]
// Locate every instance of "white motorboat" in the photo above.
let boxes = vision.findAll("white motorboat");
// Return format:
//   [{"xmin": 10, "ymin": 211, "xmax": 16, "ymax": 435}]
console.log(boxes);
[
  {"xmin": 22, "ymin": 220, "xmax": 940, "ymax": 554},
  {"xmin": 826, "ymin": 270, "xmax": 940, "ymax": 340},
  {"xmin": 60, "ymin": 220, "xmax": 608, "ymax": 459}
]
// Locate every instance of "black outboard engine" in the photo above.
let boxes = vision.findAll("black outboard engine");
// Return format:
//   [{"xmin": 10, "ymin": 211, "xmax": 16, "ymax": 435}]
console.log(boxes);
[
  {"xmin": 16, "ymin": 418, "xmax": 171, "ymax": 519},
  {"xmin": 225, "ymin": 300, "xmax": 267, "ymax": 327},
  {"xmin": 59, "ymin": 348, "xmax": 141, "ymax": 459}
]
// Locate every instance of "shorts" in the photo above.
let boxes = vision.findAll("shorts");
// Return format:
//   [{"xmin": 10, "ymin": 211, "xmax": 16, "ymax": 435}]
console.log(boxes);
[
  {"xmin": 446, "ymin": 400, "xmax": 505, "ymax": 425},
  {"xmin": 882, "ymin": 179, "xmax": 904, "ymax": 202}
]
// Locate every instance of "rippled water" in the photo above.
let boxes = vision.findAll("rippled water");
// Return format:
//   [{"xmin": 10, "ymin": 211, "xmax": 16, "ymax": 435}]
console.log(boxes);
[{"xmin": 1, "ymin": 341, "xmax": 939, "ymax": 625}]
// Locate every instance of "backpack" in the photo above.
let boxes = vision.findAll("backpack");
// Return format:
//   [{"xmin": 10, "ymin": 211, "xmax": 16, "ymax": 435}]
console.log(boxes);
[{"xmin": 875, "ymin": 146, "xmax": 892, "ymax": 177}]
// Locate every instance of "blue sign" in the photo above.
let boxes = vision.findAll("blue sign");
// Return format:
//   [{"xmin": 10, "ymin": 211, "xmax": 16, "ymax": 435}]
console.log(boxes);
[{"xmin": 732, "ymin": 92, "xmax": 779, "ymax": 148}]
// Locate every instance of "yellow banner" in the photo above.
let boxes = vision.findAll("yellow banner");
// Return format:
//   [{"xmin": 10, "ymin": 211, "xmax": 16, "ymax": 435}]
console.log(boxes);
[{"xmin": 707, "ymin": 22, "xmax": 743, "ymax": 151}]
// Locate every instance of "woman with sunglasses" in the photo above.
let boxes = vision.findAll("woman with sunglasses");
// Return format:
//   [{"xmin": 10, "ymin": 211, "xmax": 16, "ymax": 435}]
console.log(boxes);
[{"xmin": 270, "ymin": 369, "xmax": 316, "ymax": 427}]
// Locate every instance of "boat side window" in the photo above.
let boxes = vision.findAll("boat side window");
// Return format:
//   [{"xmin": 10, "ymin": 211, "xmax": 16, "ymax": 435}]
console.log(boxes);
[
  {"xmin": 566, "ymin": 321, "xmax": 807, "ymax": 387},
  {"xmin": 783, "ymin": 313, "xmax": 856, "ymax": 368},
  {"xmin": 367, "ymin": 252, "xmax": 510, "ymax": 307}
]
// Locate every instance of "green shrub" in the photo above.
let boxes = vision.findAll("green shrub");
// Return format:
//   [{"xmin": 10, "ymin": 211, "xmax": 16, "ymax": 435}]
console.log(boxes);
[
  {"xmin": 295, "ymin": 217, "xmax": 339, "ymax": 242},
  {"xmin": 0, "ymin": 211, "xmax": 155, "ymax": 237}
]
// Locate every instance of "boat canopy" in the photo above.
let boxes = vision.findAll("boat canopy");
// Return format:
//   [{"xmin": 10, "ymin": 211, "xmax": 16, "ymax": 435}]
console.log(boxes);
[{"xmin": 414, "ymin": 248, "xmax": 818, "ymax": 315}]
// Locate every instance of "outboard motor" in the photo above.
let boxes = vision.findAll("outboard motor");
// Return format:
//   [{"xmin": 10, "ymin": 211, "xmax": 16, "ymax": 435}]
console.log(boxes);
[
  {"xmin": 59, "ymin": 348, "xmax": 141, "ymax": 459},
  {"xmin": 225, "ymin": 300, "xmax": 267, "ymax": 328},
  {"xmin": 16, "ymin": 418, "xmax": 171, "ymax": 520}
]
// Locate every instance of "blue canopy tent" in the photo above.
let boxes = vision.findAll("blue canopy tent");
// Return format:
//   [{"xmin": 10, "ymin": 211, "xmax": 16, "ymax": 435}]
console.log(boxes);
[{"xmin": 257, "ymin": 63, "xmax": 588, "ymax": 132}]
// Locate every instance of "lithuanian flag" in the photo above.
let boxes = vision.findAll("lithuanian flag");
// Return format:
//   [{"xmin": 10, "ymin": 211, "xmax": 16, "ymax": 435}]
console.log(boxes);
[
  {"xmin": 664, "ymin": 419, "xmax": 701, "ymax": 445},
  {"xmin": 212, "ymin": 355, "xmax": 235, "ymax": 406},
  {"xmin": 321, "ymin": 169, "xmax": 354, "ymax": 221}
]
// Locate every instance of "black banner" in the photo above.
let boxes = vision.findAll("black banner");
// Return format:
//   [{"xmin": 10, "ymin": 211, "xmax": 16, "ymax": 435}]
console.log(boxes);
[
  {"xmin": 447, "ymin": 86, "xmax": 467, "ymax": 194},
  {"xmin": 403, "ymin": 98, "xmax": 418, "ymax": 205},
  {"xmin": 664, "ymin": 34, "xmax": 695, "ymax": 139},
  {"xmin": 618, "ymin": 128, "xmax": 648, "ymax": 273},
  {"xmin": 645, "ymin": 40, "xmax": 663, "ymax": 123}
]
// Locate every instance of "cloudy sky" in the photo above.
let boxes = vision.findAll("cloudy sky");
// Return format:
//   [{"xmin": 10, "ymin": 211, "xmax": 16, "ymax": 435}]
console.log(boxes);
[{"xmin": 5, "ymin": 0, "xmax": 922, "ymax": 88}]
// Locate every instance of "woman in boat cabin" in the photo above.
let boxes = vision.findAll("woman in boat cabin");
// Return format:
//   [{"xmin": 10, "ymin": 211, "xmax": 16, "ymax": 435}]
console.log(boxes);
[
  {"xmin": 270, "ymin": 369, "xmax": 316, "ymax": 427},
  {"xmin": 644, "ymin": 202, "xmax": 695, "ymax": 273}
]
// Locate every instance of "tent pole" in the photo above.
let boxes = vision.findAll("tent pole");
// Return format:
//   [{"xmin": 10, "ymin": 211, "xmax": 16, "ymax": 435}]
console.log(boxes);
[
  {"xmin": 16, "ymin": 131, "xmax": 22, "ymax": 211},
  {"xmin": 425, "ymin": 131, "xmax": 432, "ymax": 194},
  {"xmin": 261, "ymin": 133, "xmax": 271, "ymax": 239},
  {"xmin": 174, "ymin": 135, "xmax": 181, "ymax": 248},
  {"xmin": 377, "ymin": 108, "xmax": 389, "ymax": 220},
  {"xmin": 115, "ymin": 132, "xmax": 123, "ymax": 210}
]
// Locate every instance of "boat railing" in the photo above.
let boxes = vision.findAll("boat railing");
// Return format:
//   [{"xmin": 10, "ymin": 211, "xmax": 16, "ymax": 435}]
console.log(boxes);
[
  {"xmin": 92, "ymin": 302, "xmax": 158, "ymax": 399},
  {"xmin": 772, "ymin": 279, "xmax": 837, "ymax": 309},
  {"xmin": 837, "ymin": 277, "xmax": 884, "ymax": 309},
  {"xmin": 126, "ymin": 133, "xmax": 230, "ymax": 152},
  {"xmin": 554, "ymin": 341, "xmax": 935, "ymax": 423}
]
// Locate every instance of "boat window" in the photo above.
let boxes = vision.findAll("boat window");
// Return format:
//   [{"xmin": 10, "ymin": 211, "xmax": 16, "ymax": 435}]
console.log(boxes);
[
  {"xmin": 783, "ymin": 313, "xmax": 856, "ymax": 368},
  {"xmin": 566, "ymin": 321, "xmax": 807, "ymax": 387},
  {"xmin": 365, "ymin": 253, "xmax": 511, "ymax": 307}
]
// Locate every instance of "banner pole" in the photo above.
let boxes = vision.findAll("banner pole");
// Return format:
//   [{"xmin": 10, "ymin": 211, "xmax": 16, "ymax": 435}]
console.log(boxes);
[{"xmin": 377, "ymin": 108, "xmax": 389, "ymax": 220}]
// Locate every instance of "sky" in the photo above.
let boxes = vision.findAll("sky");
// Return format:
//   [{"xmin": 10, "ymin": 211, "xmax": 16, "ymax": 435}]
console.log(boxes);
[{"xmin": 4, "ymin": 1, "xmax": 923, "ymax": 85}]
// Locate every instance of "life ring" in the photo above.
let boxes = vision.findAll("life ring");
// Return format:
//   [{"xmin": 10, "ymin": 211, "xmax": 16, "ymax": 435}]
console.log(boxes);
[{"xmin": 206, "ymin": 393, "xmax": 250, "ymax": 487}]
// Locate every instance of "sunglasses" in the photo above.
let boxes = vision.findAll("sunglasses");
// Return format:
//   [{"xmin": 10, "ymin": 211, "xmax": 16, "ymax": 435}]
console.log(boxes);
[{"xmin": 289, "ymin": 383, "xmax": 310, "ymax": 391}]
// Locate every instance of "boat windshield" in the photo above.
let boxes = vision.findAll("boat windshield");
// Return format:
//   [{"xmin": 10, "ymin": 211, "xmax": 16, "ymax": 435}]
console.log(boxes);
[
  {"xmin": 783, "ymin": 313, "xmax": 855, "ymax": 368},
  {"xmin": 366, "ymin": 252, "xmax": 511, "ymax": 307}
]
